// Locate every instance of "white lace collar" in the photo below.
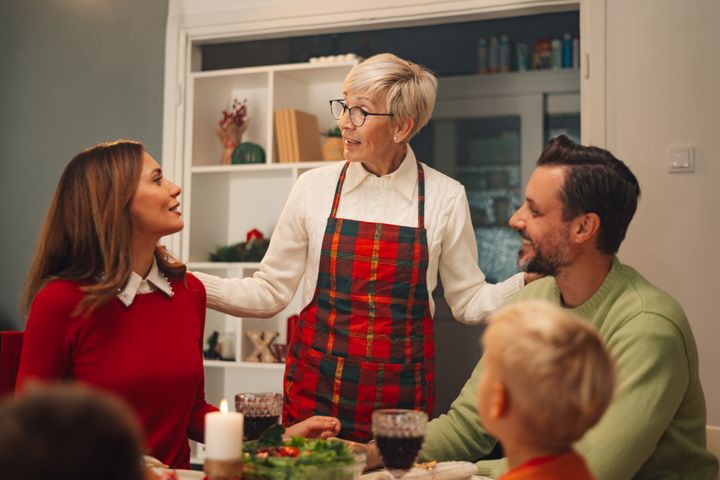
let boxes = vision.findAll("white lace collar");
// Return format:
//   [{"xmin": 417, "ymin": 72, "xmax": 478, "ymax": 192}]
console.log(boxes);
[{"xmin": 116, "ymin": 258, "xmax": 174, "ymax": 307}]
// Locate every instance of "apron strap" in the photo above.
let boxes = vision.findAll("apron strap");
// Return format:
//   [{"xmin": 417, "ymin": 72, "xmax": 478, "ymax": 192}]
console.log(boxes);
[
  {"xmin": 416, "ymin": 162, "xmax": 425, "ymax": 229},
  {"xmin": 330, "ymin": 160, "xmax": 426, "ymax": 227},
  {"xmin": 329, "ymin": 161, "xmax": 351, "ymax": 219}
]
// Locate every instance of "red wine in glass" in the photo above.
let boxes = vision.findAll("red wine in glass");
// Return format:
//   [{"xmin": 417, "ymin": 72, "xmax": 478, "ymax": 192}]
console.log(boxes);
[
  {"xmin": 243, "ymin": 415, "xmax": 280, "ymax": 441},
  {"xmin": 372, "ymin": 409, "xmax": 428, "ymax": 479},
  {"xmin": 235, "ymin": 392, "xmax": 283, "ymax": 442},
  {"xmin": 375, "ymin": 435, "xmax": 424, "ymax": 472}
]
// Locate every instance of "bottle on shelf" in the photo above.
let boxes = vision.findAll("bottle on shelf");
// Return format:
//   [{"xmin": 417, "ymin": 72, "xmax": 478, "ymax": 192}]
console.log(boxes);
[
  {"xmin": 476, "ymin": 38, "xmax": 488, "ymax": 74},
  {"xmin": 516, "ymin": 42, "xmax": 528, "ymax": 71},
  {"xmin": 551, "ymin": 38, "xmax": 562, "ymax": 69},
  {"xmin": 488, "ymin": 36, "xmax": 499, "ymax": 73},
  {"xmin": 562, "ymin": 33, "xmax": 573, "ymax": 68},
  {"xmin": 499, "ymin": 35, "xmax": 511, "ymax": 73},
  {"xmin": 572, "ymin": 36, "xmax": 580, "ymax": 69}
]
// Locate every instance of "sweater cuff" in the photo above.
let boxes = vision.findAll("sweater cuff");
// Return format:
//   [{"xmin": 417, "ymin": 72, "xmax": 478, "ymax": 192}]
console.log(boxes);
[
  {"xmin": 475, "ymin": 458, "xmax": 507, "ymax": 478},
  {"xmin": 191, "ymin": 271, "xmax": 226, "ymax": 310},
  {"xmin": 497, "ymin": 272, "xmax": 525, "ymax": 305}
]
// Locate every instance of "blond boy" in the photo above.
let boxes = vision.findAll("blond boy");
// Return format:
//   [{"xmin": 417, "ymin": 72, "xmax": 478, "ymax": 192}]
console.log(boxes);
[{"xmin": 477, "ymin": 300, "xmax": 615, "ymax": 480}]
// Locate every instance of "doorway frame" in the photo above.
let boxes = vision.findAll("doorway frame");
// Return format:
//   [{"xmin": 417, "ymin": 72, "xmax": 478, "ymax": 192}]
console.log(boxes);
[{"xmin": 161, "ymin": 0, "xmax": 606, "ymax": 253}]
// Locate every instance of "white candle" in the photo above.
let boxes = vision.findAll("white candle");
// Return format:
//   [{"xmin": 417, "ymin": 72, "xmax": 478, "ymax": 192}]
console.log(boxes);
[{"xmin": 205, "ymin": 399, "xmax": 244, "ymax": 460}]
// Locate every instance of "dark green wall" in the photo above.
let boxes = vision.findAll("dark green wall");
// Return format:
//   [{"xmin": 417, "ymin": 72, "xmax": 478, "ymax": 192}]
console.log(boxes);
[{"xmin": 0, "ymin": 0, "xmax": 169, "ymax": 329}]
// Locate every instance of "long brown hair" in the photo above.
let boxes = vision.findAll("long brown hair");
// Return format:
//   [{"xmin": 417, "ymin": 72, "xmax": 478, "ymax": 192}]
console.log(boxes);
[{"xmin": 21, "ymin": 140, "xmax": 186, "ymax": 317}]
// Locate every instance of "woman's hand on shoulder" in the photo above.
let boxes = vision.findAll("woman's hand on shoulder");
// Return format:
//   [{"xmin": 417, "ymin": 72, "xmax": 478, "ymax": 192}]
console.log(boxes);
[{"xmin": 284, "ymin": 416, "xmax": 340, "ymax": 439}]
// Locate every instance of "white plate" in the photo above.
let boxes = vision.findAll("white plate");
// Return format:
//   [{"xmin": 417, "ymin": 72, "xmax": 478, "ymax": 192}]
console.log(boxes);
[
  {"xmin": 152, "ymin": 468, "xmax": 206, "ymax": 480},
  {"xmin": 362, "ymin": 461, "xmax": 477, "ymax": 480}
]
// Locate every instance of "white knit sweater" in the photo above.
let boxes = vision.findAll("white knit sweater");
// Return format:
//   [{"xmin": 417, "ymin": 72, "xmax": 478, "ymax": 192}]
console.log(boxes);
[{"xmin": 194, "ymin": 146, "xmax": 524, "ymax": 323}]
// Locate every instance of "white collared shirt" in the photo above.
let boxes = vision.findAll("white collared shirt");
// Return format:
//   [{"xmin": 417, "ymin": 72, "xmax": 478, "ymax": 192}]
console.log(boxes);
[
  {"xmin": 195, "ymin": 146, "xmax": 524, "ymax": 323},
  {"xmin": 117, "ymin": 258, "xmax": 174, "ymax": 307}
]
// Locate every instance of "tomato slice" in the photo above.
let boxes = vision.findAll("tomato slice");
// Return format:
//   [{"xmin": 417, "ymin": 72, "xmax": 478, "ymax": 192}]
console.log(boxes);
[{"xmin": 277, "ymin": 446, "xmax": 300, "ymax": 457}]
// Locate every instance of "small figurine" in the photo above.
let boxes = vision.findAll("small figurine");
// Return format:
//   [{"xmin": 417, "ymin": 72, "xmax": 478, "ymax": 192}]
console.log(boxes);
[
  {"xmin": 203, "ymin": 330, "xmax": 222, "ymax": 360},
  {"xmin": 245, "ymin": 330, "xmax": 279, "ymax": 363}
]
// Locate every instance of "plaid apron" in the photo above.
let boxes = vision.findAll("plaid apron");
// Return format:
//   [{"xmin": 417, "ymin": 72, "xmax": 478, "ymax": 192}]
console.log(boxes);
[{"xmin": 283, "ymin": 161, "xmax": 435, "ymax": 442}]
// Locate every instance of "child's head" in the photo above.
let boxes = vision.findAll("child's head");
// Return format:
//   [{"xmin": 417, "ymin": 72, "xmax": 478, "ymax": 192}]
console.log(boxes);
[
  {"xmin": 0, "ymin": 383, "xmax": 146, "ymax": 480},
  {"xmin": 478, "ymin": 300, "xmax": 615, "ymax": 453}
]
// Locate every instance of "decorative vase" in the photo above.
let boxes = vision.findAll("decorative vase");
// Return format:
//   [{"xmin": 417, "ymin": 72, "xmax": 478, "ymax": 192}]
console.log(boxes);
[
  {"xmin": 217, "ymin": 121, "xmax": 248, "ymax": 165},
  {"xmin": 232, "ymin": 142, "xmax": 265, "ymax": 164},
  {"xmin": 322, "ymin": 137, "xmax": 344, "ymax": 161},
  {"xmin": 220, "ymin": 140, "xmax": 237, "ymax": 165}
]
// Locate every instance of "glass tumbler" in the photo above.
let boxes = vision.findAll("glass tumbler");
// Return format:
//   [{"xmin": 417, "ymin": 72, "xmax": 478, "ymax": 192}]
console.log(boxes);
[
  {"xmin": 372, "ymin": 409, "xmax": 428, "ymax": 479},
  {"xmin": 235, "ymin": 392, "xmax": 283, "ymax": 441}
]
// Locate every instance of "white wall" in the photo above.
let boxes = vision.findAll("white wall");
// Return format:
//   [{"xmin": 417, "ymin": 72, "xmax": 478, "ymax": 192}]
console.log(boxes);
[
  {"xmin": 605, "ymin": 0, "xmax": 720, "ymax": 424},
  {"xmin": 0, "ymin": 1, "xmax": 169, "ymax": 329}
]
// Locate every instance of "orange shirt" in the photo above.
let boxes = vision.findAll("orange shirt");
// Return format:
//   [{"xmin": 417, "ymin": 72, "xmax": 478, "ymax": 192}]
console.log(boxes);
[{"xmin": 500, "ymin": 450, "xmax": 594, "ymax": 480}]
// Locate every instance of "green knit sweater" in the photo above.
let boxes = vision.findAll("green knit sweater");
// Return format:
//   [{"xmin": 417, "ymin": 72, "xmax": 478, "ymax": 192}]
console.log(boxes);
[{"xmin": 421, "ymin": 258, "xmax": 718, "ymax": 479}]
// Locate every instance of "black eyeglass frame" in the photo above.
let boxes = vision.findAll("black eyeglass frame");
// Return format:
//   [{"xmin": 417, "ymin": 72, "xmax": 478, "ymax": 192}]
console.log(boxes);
[{"xmin": 329, "ymin": 99, "xmax": 394, "ymax": 127}]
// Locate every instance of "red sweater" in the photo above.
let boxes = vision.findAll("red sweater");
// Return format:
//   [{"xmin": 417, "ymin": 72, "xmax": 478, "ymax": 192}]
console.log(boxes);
[{"xmin": 16, "ymin": 273, "xmax": 217, "ymax": 469}]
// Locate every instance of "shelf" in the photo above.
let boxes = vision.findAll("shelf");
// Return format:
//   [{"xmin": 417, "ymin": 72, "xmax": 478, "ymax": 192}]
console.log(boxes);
[
  {"xmin": 203, "ymin": 360, "xmax": 285, "ymax": 369},
  {"xmin": 438, "ymin": 69, "xmax": 580, "ymax": 100},
  {"xmin": 191, "ymin": 60, "xmax": 357, "ymax": 80}
]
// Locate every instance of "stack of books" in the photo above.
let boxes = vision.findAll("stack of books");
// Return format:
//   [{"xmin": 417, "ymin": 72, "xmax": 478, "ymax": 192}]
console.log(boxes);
[{"xmin": 274, "ymin": 109, "xmax": 323, "ymax": 163}]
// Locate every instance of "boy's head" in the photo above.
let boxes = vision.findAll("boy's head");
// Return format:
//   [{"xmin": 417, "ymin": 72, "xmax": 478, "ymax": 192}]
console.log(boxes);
[
  {"xmin": 478, "ymin": 300, "xmax": 615, "ymax": 453},
  {"xmin": 0, "ymin": 383, "xmax": 146, "ymax": 480}
]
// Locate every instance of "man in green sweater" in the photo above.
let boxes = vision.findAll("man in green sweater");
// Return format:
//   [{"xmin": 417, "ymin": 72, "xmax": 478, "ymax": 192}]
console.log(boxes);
[{"xmin": 419, "ymin": 136, "xmax": 718, "ymax": 479}]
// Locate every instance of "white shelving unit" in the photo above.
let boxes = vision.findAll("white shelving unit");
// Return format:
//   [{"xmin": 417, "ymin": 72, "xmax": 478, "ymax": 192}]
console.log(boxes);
[
  {"xmin": 181, "ymin": 61, "xmax": 356, "ymax": 409},
  {"xmin": 182, "ymin": 61, "xmax": 355, "ymax": 465}
]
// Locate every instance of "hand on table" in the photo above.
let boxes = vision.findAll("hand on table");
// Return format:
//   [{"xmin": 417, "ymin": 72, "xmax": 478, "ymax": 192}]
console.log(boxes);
[{"xmin": 285, "ymin": 415, "xmax": 341, "ymax": 439}]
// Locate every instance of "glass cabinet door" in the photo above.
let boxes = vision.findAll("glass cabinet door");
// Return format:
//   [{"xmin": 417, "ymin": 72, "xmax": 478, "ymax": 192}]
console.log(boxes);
[
  {"xmin": 545, "ymin": 92, "xmax": 581, "ymax": 144},
  {"xmin": 412, "ymin": 95, "xmax": 543, "ymax": 283}
]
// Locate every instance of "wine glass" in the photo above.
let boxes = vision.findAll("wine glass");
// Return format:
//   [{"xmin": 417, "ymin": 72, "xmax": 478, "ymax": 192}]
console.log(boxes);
[
  {"xmin": 235, "ymin": 392, "xmax": 283, "ymax": 441},
  {"xmin": 372, "ymin": 409, "xmax": 428, "ymax": 479}
]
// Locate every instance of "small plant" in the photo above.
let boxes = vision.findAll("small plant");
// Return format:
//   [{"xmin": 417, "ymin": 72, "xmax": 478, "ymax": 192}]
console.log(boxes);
[
  {"xmin": 210, "ymin": 228, "xmax": 270, "ymax": 262},
  {"xmin": 219, "ymin": 98, "xmax": 248, "ymax": 130},
  {"xmin": 323, "ymin": 126, "xmax": 342, "ymax": 137}
]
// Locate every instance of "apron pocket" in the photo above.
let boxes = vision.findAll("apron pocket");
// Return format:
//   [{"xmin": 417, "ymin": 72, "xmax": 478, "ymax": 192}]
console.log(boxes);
[{"xmin": 301, "ymin": 348, "xmax": 429, "ymax": 415}]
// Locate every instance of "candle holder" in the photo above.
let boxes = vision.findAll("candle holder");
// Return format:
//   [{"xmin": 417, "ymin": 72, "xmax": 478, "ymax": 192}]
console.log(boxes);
[{"xmin": 204, "ymin": 458, "xmax": 243, "ymax": 480}]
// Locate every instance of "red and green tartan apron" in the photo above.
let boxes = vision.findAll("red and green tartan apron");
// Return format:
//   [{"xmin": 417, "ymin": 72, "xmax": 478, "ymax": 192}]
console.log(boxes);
[{"xmin": 282, "ymin": 160, "xmax": 435, "ymax": 442}]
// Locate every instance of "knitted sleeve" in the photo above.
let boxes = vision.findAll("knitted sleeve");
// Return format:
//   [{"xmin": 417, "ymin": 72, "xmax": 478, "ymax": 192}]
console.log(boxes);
[
  {"xmin": 438, "ymin": 184, "xmax": 524, "ymax": 324},
  {"xmin": 193, "ymin": 170, "xmax": 312, "ymax": 318},
  {"xmin": 419, "ymin": 358, "xmax": 497, "ymax": 463},
  {"xmin": 576, "ymin": 313, "xmax": 689, "ymax": 480}
]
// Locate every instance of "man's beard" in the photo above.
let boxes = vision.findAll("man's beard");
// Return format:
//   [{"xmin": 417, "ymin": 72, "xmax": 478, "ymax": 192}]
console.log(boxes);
[{"xmin": 516, "ymin": 229, "xmax": 572, "ymax": 276}]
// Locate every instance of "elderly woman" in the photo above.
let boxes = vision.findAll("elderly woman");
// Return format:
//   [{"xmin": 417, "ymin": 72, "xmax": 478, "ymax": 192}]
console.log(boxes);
[{"xmin": 194, "ymin": 53, "xmax": 528, "ymax": 442}]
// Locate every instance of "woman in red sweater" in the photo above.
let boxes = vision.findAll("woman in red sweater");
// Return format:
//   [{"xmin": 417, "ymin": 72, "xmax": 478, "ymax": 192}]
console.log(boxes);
[{"xmin": 16, "ymin": 140, "xmax": 338, "ymax": 469}]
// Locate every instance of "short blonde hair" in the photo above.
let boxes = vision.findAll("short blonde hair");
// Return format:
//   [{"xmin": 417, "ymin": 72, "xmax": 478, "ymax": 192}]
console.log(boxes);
[
  {"xmin": 343, "ymin": 53, "xmax": 437, "ymax": 140},
  {"xmin": 483, "ymin": 300, "xmax": 615, "ymax": 451}
]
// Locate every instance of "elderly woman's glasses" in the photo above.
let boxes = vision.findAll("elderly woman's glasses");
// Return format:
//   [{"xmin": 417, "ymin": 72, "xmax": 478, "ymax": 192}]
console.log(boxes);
[{"xmin": 329, "ymin": 99, "xmax": 393, "ymax": 127}]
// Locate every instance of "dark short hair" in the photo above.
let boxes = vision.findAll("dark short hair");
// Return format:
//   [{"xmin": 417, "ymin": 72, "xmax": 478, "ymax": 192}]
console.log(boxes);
[
  {"xmin": 537, "ymin": 135, "xmax": 641, "ymax": 254},
  {"xmin": 0, "ymin": 384, "xmax": 146, "ymax": 480}
]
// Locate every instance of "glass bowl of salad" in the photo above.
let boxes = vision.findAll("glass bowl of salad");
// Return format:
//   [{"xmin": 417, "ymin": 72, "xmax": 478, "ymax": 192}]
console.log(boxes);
[{"xmin": 242, "ymin": 426, "xmax": 366, "ymax": 480}]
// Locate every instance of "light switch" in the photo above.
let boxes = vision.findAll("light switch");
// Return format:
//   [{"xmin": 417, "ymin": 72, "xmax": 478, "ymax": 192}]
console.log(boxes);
[{"xmin": 668, "ymin": 146, "xmax": 695, "ymax": 173}]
